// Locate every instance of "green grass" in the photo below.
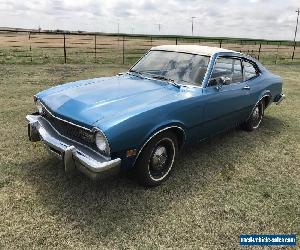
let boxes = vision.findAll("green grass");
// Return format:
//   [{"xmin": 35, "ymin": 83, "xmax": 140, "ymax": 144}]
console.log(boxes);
[{"xmin": 0, "ymin": 63, "xmax": 299, "ymax": 249}]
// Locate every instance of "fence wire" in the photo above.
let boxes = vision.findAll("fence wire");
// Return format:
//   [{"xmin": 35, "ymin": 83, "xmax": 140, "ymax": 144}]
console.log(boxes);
[{"xmin": 0, "ymin": 29, "xmax": 299, "ymax": 65}]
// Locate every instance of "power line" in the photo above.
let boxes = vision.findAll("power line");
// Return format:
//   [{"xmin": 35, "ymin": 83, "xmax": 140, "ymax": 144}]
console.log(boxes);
[{"xmin": 292, "ymin": 8, "xmax": 299, "ymax": 60}]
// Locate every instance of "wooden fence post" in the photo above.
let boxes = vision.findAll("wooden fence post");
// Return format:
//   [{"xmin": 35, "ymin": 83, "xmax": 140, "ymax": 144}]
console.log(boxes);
[
  {"xmin": 258, "ymin": 43, "xmax": 262, "ymax": 60},
  {"xmin": 275, "ymin": 44, "xmax": 279, "ymax": 64},
  {"xmin": 175, "ymin": 37, "xmax": 178, "ymax": 45},
  {"xmin": 292, "ymin": 42, "xmax": 297, "ymax": 60},
  {"xmin": 122, "ymin": 35, "xmax": 125, "ymax": 64},
  {"xmin": 63, "ymin": 33, "xmax": 67, "ymax": 63},
  {"xmin": 28, "ymin": 31, "xmax": 32, "ymax": 62},
  {"xmin": 94, "ymin": 34, "xmax": 97, "ymax": 62}
]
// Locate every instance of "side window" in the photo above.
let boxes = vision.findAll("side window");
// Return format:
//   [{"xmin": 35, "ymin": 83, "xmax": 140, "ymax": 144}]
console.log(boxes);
[
  {"xmin": 243, "ymin": 61, "xmax": 259, "ymax": 81},
  {"xmin": 209, "ymin": 57, "xmax": 243, "ymax": 86},
  {"xmin": 232, "ymin": 59, "xmax": 243, "ymax": 83}
]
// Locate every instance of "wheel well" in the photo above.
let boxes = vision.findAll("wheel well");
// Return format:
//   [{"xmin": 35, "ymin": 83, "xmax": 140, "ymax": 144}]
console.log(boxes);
[
  {"xmin": 134, "ymin": 126, "xmax": 186, "ymax": 167},
  {"xmin": 167, "ymin": 127, "xmax": 185, "ymax": 150},
  {"xmin": 262, "ymin": 95, "xmax": 271, "ymax": 107},
  {"xmin": 142, "ymin": 126, "xmax": 186, "ymax": 153}
]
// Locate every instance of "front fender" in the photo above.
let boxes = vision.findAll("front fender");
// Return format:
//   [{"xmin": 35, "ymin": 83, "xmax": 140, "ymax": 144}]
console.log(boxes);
[
  {"xmin": 104, "ymin": 120, "xmax": 186, "ymax": 171},
  {"xmin": 105, "ymin": 115, "xmax": 186, "ymax": 155}
]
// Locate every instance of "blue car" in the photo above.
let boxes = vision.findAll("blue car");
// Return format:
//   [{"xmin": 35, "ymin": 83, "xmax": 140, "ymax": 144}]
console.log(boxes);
[{"xmin": 26, "ymin": 45, "xmax": 285, "ymax": 186}]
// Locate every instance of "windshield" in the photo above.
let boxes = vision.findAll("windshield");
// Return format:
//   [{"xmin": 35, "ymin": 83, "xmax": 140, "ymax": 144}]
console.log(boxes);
[{"xmin": 131, "ymin": 50, "xmax": 210, "ymax": 86}]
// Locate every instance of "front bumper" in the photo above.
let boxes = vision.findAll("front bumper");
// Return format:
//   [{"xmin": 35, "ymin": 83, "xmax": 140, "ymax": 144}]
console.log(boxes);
[{"xmin": 26, "ymin": 114, "xmax": 121, "ymax": 180}]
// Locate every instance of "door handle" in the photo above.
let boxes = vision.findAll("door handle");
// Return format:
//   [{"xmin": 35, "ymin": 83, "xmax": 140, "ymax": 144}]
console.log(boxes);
[{"xmin": 242, "ymin": 85, "xmax": 250, "ymax": 90}]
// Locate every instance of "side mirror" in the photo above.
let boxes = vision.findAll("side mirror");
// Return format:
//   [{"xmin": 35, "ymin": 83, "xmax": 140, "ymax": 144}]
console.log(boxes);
[
  {"xmin": 215, "ymin": 82, "xmax": 222, "ymax": 90},
  {"xmin": 220, "ymin": 76, "xmax": 231, "ymax": 85},
  {"xmin": 209, "ymin": 78, "xmax": 218, "ymax": 86}
]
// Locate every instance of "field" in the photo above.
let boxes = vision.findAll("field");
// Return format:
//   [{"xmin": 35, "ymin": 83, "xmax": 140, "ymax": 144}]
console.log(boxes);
[
  {"xmin": 1, "ymin": 31, "xmax": 300, "ymax": 65},
  {"xmin": 0, "ymin": 61, "xmax": 299, "ymax": 249}
]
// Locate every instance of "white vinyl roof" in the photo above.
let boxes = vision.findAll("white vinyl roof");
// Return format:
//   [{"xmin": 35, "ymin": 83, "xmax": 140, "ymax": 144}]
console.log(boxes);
[{"xmin": 151, "ymin": 45, "xmax": 235, "ymax": 56}]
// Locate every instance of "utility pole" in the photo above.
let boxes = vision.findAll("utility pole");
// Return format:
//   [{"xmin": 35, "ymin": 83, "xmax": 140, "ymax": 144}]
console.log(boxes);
[
  {"xmin": 117, "ymin": 22, "xmax": 120, "ymax": 48},
  {"xmin": 155, "ymin": 23, "xmax": 161, "ymax": 33},
  {"xmin": 191, "ymin": 17, "xmax": 197, "ymax": 36},
  {"xmin": 292, "ymin": 8, "xmax": 300, "ymax": 60}
]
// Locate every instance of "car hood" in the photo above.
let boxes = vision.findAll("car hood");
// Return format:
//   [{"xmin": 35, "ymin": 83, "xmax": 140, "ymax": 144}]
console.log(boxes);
[{"xmin": 38, "ymin": 74, "xmax": 182, "ymax": 128}]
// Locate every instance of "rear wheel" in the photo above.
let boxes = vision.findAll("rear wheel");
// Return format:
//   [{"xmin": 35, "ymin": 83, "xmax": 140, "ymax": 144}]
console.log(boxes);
[
  {"xmin": 135, "ymin": 131, "xmax": 178, "ymax": 187},
  {"xmin": 242, "ymin": 100, "xmax": 264, "ymax": 131}
]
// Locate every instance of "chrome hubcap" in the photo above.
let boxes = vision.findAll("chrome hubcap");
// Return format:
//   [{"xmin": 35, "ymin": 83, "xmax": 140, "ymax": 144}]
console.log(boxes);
[
  {"xmin": 151, "ymin": 146, "xmax": 168, "ymax": 170},
  {"xmin": 252, "ymin": 104, "xmax": 262, "ymax": 128},
  {"xmin": 148, "ymin": 138, "xmax": 175, "ymax": 181},
  {"xmin": 253, "ymin": 107, "xmax": 260, "ymax": 119}
]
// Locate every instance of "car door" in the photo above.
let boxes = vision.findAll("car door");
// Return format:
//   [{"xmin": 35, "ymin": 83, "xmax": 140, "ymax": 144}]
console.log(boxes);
[
  {"xmin": 199, "ymin": 56, "xmax": 253, "ymax": 138},
  {"xmin": 242, "ymin": 59, "xmax": 262, "ymax": 106}
]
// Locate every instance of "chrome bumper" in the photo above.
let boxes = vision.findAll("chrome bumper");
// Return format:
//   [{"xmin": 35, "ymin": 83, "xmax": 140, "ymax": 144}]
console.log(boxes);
[
  {"xmin": 274, "ymin": 93, "xmax": 285, "ymax": 105},
  {"xmin": 26, "ymin": 114, "xmax": 121, "ymax": 180}
]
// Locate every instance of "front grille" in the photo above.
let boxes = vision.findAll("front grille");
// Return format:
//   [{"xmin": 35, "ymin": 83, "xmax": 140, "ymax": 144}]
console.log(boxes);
[{"xmin": 42, "ymin": 107, "xmax": 96, "ymax": 149}]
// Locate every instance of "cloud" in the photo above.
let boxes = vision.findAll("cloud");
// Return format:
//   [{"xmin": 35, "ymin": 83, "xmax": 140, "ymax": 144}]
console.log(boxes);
[{"xmin": 0, "ymin": 0, "xmax": 298, "ymax": 40}]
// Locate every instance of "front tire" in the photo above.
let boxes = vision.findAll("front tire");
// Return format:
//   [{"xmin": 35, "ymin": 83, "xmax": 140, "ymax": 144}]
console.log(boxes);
[
  {"xmin": 135, "ymin": 131, "xmax": 178, "ymax": 187},
  {"xmin": 242, "ymin": 100, "xmax": 264, "ymax": 131}
]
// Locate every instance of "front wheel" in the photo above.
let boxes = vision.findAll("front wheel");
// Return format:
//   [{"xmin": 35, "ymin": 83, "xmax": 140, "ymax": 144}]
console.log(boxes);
[
  {"xmin": 242, "ymin": 100, "xmax": 264, "ymax": 131},
  {"xmin": 135, "ymin": 131, "xmax": 178, "ymax": 187}
]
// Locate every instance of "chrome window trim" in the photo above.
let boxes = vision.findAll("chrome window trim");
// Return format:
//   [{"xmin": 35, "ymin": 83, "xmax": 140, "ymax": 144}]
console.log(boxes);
[
  {"xmin": 205, "ymin": 53, "xmax": 226, "ymax": 87},
  {"xmin": 205, "ymin": 53, "xmax": 262, "ymax": 88},
  {"xmin": 242, "ymin": 59, "xmax": 262, "ymax": 82},
  {"xmin": 206, "ymin": 55, "xmax": 244, "ymax": 87},
  {"xmin": 129, "ymin": 50, "xmax": 210, "ymax": 89},
  {"xmin": 133, "ymin": 125, "xmax": 186, "ymax": 166},
  {"xmin": 129, "ymin": 49, "xmax": 151, "ymax": 72}
]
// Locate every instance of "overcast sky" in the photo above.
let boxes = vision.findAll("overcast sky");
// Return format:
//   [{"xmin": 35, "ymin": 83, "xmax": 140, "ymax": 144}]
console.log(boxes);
[{"xmin": 0, "ymin": 0, "xmax": 299, "ymax": 40}]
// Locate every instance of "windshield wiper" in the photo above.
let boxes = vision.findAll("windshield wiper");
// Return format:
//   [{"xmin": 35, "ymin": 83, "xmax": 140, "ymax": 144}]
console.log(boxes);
[
  {"xmin": 129, "ymin": 69, "xmax": 140, "ymax": 74},
  {"xmin": 128, "ymin": 70, "xmax": 144, "ymax": 78},
  {"xmin": 150, "ymin": 75, "xmax": 181, "ymax": 88}
]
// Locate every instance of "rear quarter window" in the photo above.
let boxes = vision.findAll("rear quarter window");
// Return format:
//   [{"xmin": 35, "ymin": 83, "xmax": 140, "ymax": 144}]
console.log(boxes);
[{"xmin": 244, "ymin": 61, "xmax": 259, "ymax": 81}]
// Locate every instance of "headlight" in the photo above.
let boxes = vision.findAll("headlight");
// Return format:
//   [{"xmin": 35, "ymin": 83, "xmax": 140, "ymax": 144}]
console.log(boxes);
[
  {"xmin": 95, "ymin": 130, "xmax": 110, "ymax": 156},
  {"xmin": 36, "ymin": 100, "xmax": 43, "ymax": 114}
]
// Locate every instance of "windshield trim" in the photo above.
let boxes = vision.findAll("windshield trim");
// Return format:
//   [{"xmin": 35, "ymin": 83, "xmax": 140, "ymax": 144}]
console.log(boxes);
[
  {"xmin": 129, "ymin": 50, "xmax": 211, "ymax": 88},
  {"xmin": 150, "ymin": 49, "xmax": 211, "ymax": 57}
]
